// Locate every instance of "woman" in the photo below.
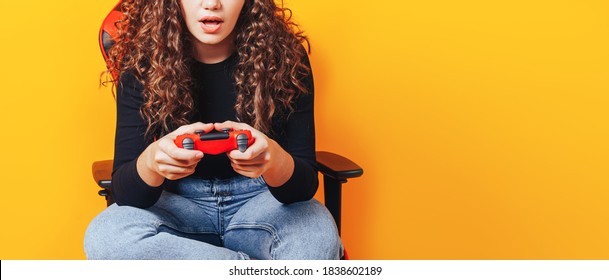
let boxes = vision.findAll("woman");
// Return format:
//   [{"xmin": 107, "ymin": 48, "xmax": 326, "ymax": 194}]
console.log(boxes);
[{"xmin": 84, "ymin": 0, "xmax": 342, "ymax": 260}]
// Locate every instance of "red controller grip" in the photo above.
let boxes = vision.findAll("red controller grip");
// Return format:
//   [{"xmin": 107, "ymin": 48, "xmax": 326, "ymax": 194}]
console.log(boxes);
[{"xmin": 175, "ymin": 130, "xmax": 254, "ymax": 155}]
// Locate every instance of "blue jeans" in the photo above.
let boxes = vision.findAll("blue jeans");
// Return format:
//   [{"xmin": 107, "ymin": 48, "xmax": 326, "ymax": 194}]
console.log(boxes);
[{"xmin": 84, "ymin": 176, "xmax": 342, "ymax": 259}]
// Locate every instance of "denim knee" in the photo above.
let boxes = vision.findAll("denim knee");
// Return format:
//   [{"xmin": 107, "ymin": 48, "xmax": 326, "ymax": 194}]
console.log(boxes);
[
  {"xmin": 224, "ymin": 192, "xmax": 342, "ymax": 260},
  {"xmin": 84, "ymin": 204, "xmax": 160, "ymax": 259},
  {"xmin": 284, "ymin": 201, "xmax": 342, "ymax": 260}
]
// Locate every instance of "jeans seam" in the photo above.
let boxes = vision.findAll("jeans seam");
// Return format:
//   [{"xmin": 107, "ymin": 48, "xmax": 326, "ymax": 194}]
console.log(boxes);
[
  {"xmin": 154, "ymin": 221, "xmax": 218, "ymax": 236},
  {"xmin": 225, "ymin": 222, "xmax": 281, "ymax": 259}
]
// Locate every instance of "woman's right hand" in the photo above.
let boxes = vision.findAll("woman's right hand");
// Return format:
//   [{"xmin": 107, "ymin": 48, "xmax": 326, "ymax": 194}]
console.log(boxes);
[{"xmin": 136, "ymin": 122, "xmax": 214, "ymax": 187}]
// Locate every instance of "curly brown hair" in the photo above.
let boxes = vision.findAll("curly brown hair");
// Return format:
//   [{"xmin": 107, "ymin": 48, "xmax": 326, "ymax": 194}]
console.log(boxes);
[{"xmin": 106, "ymin": 0, "xmax": 311, "ymax": 138}]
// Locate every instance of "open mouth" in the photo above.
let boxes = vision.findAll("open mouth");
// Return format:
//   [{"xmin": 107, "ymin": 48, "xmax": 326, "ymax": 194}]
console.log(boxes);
[
  {"xmin": 202, "ymin": 19, "xmax": 223, "ymax": 26},
  {"xmin": 199, "ymin": 16, "xmax": 224, "ymax": 33}
]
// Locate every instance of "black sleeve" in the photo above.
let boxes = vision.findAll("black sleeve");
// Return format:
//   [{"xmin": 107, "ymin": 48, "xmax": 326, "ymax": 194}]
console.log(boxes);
[
  {"xmin": 268, "ymin": 54, "xmax": 319, "ymax": 204},
  {"xmin": 110, "ymin": 72, "xmax": 164, "ymax": 208}
]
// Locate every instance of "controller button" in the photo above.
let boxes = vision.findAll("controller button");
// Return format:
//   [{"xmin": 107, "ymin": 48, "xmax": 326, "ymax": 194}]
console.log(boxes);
[
  {"xmin": 182, "ymin": 138, "xmax": 195, "ymax": 150},
  {"xmin": 236, "ymin": 134, "xmax": 248, "ymax": 152}
]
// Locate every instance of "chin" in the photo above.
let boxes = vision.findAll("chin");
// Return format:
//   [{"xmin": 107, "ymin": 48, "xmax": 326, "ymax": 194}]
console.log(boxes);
[{"xmin": 197, "ymin": 35, "xmax": 227, "ymax": 45}]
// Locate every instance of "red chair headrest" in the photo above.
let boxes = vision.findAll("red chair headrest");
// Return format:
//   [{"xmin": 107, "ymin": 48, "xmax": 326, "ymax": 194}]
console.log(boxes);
[{"xmin": 99, "ymin": 1, "xmax": 122, "ymax": 80}]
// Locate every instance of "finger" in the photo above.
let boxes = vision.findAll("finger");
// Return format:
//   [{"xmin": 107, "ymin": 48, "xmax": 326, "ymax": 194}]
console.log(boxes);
[
  {"xmin": 157, "ymin": 163, "xmax": 196, "ymax": 174},
  {"xmin": 230, "ymin": 162, "xmax": 263, "ymax": 178},
  {"xmin": 156, "ymin": 151, "xmax": 201, "ymax": 168},
  {"xmin": 172, "ymin": 122, "xmax": 215, "ymax": 136},
  {"xmin": 228, "ymin": 148, "xmax": 254, "ymax": 160},
  {"xmin": 228, "ymin": 137, "xmax": 267, "ymax": 160},
  {"xmin": 166, "ymin": 145, "xmax": 204, "ymax": 162},
  {"xmin": 213, "ymin": 121, "xmax": 252, "ymax": 132},
  {"xmin": 229, "ymin": 152, "xmax": 267, "ymax": 165},
  {"xmin": 158, "ymin": 165, "xmax": 197, "ymax": 180},
  {"xmin": 154, "ymin": 151, "xmax": 201, "ymax": 168},
  {"xmin": 157, "ymin": 137, "xmax": 204, "ymax": 161}
]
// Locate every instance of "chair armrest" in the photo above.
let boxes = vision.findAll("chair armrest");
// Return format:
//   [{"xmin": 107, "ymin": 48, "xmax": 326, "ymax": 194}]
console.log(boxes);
[
  {"xmin": 92, "ymin": 160, "xmax": 113, "ymax": 188},
  {"xmin": 316, "ymin": 151, "xmax": 363, "ymax": 182}
]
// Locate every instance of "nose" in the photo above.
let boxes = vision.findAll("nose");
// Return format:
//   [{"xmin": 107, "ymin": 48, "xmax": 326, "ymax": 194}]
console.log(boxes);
[{"xmin": 202, "ymin": 0, "xmax": 222, "ymax": 10}]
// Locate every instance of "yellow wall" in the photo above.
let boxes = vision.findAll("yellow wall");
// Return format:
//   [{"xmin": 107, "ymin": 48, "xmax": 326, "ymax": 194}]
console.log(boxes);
[{"xmin": 0, "ymin": 0, "xmax": 607, "ymax": 259}]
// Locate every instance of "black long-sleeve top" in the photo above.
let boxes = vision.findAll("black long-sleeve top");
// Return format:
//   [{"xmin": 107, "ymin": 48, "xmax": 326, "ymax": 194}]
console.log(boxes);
[{"xmin": 110, "ymin": 53, "xmax": 318, "ymax": 208}]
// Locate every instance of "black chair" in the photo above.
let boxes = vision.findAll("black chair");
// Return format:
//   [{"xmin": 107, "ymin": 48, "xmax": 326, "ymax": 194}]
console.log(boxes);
[{"xmin": 92, "ymin": 1, "xmax": 363, "ymax": 257}]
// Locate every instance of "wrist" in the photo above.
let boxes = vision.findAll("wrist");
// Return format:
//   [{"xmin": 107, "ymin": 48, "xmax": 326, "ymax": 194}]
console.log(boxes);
[
  {"xmin": 263, "ymin": 140, "xmax": 294, "ymax": 187},
  {"xmin": 136, "ymin": 148, "xmax": 165, "ymax": 187}
]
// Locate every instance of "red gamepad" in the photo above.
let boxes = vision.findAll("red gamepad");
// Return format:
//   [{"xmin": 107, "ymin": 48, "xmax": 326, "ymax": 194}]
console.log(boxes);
[{"xmin": 174, "ymin": 129, "xmax": 254, "ymax": 155}]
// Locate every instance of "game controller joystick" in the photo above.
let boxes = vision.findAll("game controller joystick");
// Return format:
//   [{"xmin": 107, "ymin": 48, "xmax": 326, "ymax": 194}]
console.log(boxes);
[{"xmin": 174, "ymin": 129, "xmax": 254, "ymax": 155}]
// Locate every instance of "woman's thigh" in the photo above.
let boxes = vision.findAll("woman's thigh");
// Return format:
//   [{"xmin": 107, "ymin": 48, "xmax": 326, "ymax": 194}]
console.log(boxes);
[
  {"xmin": 223, "ymin": 191, "xmax": 342, "ymax": 260},
  {"xmin": 84, "ymin": 191, "xmax": 231, "ymax": 259}
]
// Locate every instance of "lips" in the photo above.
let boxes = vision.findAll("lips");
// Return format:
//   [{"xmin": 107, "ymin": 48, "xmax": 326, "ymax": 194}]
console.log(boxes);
[{"xmin": 199, "ymin": 16, "xmax": 223, "ymax": 33}]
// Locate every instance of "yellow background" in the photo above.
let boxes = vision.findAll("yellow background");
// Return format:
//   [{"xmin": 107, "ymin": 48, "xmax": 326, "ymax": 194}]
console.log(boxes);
[{"xmin": 0, "ymin": 0, "xmax": 607, "ymax": 259}]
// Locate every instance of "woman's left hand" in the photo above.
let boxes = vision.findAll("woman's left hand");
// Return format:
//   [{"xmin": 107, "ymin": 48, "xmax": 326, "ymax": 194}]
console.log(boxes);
[{"xmin": 214, "ymin": 121, "xmax": 294, "ymax": 187}]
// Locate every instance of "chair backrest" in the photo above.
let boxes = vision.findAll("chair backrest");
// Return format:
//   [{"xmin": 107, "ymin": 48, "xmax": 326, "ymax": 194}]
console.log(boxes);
[{"xmin": 99, "ymin": 1, "xmax": 122, "ymax": 80}]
